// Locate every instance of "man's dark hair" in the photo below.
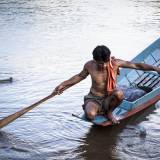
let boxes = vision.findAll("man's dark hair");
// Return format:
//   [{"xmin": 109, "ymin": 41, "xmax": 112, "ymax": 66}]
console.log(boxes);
[{"xmin": 92, "ymin": 45, "xmax": 111, "ymax": 62}]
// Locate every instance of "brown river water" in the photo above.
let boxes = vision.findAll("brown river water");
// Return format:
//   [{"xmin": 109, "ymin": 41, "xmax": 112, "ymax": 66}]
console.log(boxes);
[{"xmin": 0, "ymin": 0, "xmax": 160, "ymax": 159}]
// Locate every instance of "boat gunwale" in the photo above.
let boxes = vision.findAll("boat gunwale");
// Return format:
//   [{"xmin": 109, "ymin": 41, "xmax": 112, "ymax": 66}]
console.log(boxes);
[{"xmin": 98, "ymin": 94, "xmax": 160, "ymax": 126}]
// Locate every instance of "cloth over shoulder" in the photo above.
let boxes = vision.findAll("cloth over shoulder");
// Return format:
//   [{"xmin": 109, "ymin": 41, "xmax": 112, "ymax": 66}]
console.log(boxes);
[{"xmin": 106, "ymin": 57, "xmax": 119, "ymax": 94}]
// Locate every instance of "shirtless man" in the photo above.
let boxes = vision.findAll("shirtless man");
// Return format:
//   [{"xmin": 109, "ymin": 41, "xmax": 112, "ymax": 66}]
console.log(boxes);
[{"xmin": 53, "ymin": 45, "xmax": 160, "ymax": 124}]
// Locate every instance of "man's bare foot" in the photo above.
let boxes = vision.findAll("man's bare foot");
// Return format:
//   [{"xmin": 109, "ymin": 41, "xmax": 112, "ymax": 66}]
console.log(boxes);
[{"xmin": 106, "ymin": 112, "xmax": 120, "ymax": 124}]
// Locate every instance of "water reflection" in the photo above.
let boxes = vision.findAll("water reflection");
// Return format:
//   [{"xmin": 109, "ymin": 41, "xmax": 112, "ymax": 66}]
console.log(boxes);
[
  {"xmin": 78, "ymin": 126, "xmax": 123, "ymax": 160},
  {"xmin": 75, "ymin": 104, "xmax": 158, "ymax": 160}
]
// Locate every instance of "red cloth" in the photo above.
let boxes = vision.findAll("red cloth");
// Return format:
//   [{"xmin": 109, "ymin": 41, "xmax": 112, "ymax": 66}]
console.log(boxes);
[{"xmin": 106, "ymin": 58, "xmax": 117, "ymax": 95}]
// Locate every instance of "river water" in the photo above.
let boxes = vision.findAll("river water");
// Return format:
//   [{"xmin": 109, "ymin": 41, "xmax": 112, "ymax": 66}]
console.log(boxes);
[{"xmin": 0, "ymin": 0, "xmax": 160, "ymax": 160}]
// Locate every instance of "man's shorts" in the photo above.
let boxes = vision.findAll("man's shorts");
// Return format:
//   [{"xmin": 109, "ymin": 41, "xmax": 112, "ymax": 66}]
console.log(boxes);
[{"xmin": 82, "ymin": 92, "xmax": 110, "ymax": 114}]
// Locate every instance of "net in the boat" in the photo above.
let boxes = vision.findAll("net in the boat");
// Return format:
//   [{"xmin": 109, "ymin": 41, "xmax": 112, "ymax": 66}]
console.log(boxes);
[{"xmin": 117, "ymin": 85, "xmax": 147, "ymax": 102}]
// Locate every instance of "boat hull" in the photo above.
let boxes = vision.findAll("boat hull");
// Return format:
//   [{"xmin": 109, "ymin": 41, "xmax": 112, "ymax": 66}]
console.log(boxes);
[{"xmin": 99, "ymin": 94, "xmax": 160, "ymax": 126}]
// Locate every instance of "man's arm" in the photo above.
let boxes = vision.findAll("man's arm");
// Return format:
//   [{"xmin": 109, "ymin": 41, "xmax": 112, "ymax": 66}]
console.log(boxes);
[
  {"xmin": 117, "ymin": 59, "xmax": 160, "ymax": 73},
  {"xmin": 53, "ymin": 64, "xmax": 89, "ymax": 95}
]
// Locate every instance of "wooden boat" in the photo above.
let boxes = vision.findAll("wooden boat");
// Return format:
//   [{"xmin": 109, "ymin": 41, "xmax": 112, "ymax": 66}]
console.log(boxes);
[
  {"xmin": 73, "ymin": 38, "xmax": 160, "ymax": 126},
  {"xmin": 0, "ymin": 77, "xmax": 13, "ymax": 83}
]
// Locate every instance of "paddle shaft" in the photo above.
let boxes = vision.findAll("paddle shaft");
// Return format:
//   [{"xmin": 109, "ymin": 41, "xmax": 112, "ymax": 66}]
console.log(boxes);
[{"xmin": 0, "ymin": 93, "xmax": 56, "ymax": 129}]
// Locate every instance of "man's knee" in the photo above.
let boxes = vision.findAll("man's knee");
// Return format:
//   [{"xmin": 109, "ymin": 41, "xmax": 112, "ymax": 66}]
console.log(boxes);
[
  {"xmin": 86, "ymin": 110, "xmax": 96, "ymax": 120},
  {"xmin": 84, "ymin": 102, "xmax": 98, "ymax": 120},
  {"xmin": 113, "ymin": 90, "xmax": 124, "ymax": 102}
]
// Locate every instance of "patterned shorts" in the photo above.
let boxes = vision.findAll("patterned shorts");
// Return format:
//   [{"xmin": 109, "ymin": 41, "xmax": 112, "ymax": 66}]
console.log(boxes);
[{"xmin": 82, "ymin": 92, "xmax": 110, "ymax": 113}]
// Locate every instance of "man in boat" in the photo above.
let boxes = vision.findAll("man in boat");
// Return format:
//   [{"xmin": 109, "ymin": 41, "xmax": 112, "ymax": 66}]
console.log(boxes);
[{"xmin": 53, "ymin": 46, "xmax": 160, "ymax": 124}]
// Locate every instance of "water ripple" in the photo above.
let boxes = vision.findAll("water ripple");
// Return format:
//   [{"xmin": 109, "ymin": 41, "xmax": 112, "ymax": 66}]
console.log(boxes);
[{"xmin": 0, "ymin": 0, "xmax": 160, "ymax": 159}]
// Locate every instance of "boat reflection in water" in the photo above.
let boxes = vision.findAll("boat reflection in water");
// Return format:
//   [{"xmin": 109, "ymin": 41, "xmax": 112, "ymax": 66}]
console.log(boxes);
[{"xmin": 76, "ymin": 104, "xmax": 158, "ymax": 160}]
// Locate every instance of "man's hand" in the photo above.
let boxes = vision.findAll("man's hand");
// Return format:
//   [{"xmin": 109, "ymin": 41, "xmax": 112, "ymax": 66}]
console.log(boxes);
[
  {"xmin": 156, "ymin": 67, "xmax": 160, "ymax": 74},
  {"xmin": 54, "ymin": 85, "xmax": 65, "ymax": 95}
]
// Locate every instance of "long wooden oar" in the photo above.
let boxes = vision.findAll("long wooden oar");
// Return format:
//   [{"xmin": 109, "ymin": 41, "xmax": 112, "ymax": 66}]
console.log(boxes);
[{"xmin": 0, "ymin": 92, "xmax": 57, "ymax": 129}]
